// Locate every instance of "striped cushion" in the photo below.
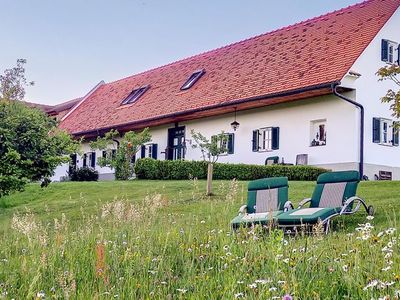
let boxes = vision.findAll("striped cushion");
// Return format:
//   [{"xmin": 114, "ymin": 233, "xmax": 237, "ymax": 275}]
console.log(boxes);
[
  {"xmin": 319, "ymin": 182, "xmax": 346, "ymax": 208},
  {"xmin": 255, "ymin": 188, "xmax": 278, "ymax": 213}
]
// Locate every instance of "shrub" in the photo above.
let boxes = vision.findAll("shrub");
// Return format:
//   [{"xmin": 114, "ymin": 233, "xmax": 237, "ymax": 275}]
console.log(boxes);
[
  {"xmin": 69, "ymin": 167, "xmax": 99, "ymax": 182},
  {"xmin": 134, "ymin": 158, "xmax": 328, "ymax": 181}
]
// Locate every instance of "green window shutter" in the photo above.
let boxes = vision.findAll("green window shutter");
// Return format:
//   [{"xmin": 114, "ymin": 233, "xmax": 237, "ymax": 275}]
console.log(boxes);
[
  {"xmin": 398, "ymin": 45, "xmax": 400, "ymax": 65},
  {"xmin": 381, "ymin": 39, "xmax": 389, "ymax": 62},
  {"xmin": 227, "ymin": 133, "xmax": 234, "ymax": 154},
  {"xmin": 91, "ymin": 152, "xmax": 96, "ymax": 168},
  {"xmin": 272, "ymin": 127, "xmax": 280, "ymax": 150},
  {"xmin": 82, "ymin": 154, "xmax": 87, "ymax": 167},
  {"xmin": 152, "ymin": 144, "xmax": 158, "ymax": 159},
  {"xmin": 392, "ymin": 122, "xmax": 399, "ymax": 146},
  {"xmin": 102, "ymin": 150, "xmax": 107, "ymax": 159},
  {"xmin": 372, "ymin": 118, "xmax": 381, "ymax": 143},
  {"xmin": 252, "ymin": 130, "xmax": 259, "ymax": 152},
  {"xmin": 141, "ymin": 145, "xmax": 146, "ymax": 158}
]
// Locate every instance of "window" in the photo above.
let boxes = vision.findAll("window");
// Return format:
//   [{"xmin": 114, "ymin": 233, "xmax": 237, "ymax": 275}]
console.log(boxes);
[
  {"xmin": 141, "ymin": 143, "xmax": 158, "ymax": 159},
  {"xmin": 252, "ymin": 127, "xmax": 279, "ymax": 152},
  {"xmin": 310, "ymin": 119, "xmax": 327, "ymax": 146},
  {"xmin": 83, "ymin": 152, "xmax": 96, "ymax": 168},
  {"xmin": 211, "ymin": 133, "xmax": 234, "ymax": 155},
  {"xmin": 373, "ymin": 117, "xmax": 399, "ymax": 146},
  {"xmin": 180, "ymin": 69, "xmax": 205, "ymax": 90},
  {"xmin": 121, "ymin": 85, "xmax": 149, "ymax": 105},
  {"xmin": 382, "ymin": 39, "xmax": 399, "ymax": 65}
]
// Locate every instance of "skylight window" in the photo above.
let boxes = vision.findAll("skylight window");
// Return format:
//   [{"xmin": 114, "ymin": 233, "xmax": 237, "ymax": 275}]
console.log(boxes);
[
  {"xmin": 180, "ymin": 69, "xmax": 205, "ymax": 90},
  {"xmin": 121, "ymin": 85, "xmax": 149, "ymax": 105}
]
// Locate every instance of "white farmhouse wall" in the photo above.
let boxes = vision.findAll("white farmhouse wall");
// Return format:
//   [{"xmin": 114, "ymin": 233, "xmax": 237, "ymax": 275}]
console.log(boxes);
[
  {"xmin": 182, "ymin": 96, "xmax": 358, "ymax": 166},
  {"xmin": 344, "ymin": 6, "xmax": 400, "ymax": 177}
]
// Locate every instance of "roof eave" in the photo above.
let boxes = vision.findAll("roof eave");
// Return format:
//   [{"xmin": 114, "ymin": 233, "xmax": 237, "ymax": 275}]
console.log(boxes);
[{"xmin": 71, "ymin": 81, "xmax": 346, "ymax": 139}]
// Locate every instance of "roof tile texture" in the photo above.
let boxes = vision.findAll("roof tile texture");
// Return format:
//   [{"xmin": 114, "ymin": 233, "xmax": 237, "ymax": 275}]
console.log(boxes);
[{"xmin": 60, "ymin": 0, "xmax": 400, "ymax": 134}]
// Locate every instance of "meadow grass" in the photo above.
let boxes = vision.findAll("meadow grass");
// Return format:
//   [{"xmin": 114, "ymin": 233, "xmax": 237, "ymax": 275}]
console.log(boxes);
[{"xmin": 0, "ymin": 179, "xmax": 399, "ymax": 299}]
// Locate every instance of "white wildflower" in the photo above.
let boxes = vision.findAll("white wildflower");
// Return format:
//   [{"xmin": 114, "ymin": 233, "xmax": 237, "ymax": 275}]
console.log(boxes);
[
  {"xmin": 176, "ymin": 288, "xmax": 187, "ymax": 294},
  {"xmin": 248, "ymin": 283, "xmax": 257, "ymax": 289},
  {"xmin": 235, "ymin": 292, "xmax": 244, "ymax": 298}
]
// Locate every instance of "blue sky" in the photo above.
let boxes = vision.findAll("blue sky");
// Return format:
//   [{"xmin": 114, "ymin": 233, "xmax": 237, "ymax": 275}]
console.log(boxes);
[{"xmin": 1, "ymin": 0, "xmax": 360, "ymax": 105}]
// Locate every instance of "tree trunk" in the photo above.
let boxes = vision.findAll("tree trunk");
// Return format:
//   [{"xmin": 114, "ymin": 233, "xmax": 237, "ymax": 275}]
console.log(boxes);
[{"xmin": 207, "ymin": 162, "xmax": 213, "ymax": 196}]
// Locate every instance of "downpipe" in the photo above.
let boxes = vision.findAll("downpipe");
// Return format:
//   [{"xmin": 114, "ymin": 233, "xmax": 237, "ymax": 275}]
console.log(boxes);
[{"xmin": 332, "ymin": 83, "xmax": 364, "ymax": 179}]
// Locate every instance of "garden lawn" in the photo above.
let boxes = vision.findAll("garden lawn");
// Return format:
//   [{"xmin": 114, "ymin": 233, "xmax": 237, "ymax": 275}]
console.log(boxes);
[{"xmin": 0, "ymin": 179, "xmax": 399, "ymax": 299}]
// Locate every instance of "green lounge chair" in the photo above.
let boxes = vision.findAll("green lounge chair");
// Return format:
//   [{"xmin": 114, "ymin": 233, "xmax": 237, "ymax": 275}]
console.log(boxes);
[
  {"xmin": 231, "ymin": 177, "xmax": 292, "ymax": 229},
  {"xmin": 265, "ymin": 156, "xmax": 279, "ymax": 165},
  {"xmin": 277, "ymin": 170, "xmax": 374, "ymax": 234}
]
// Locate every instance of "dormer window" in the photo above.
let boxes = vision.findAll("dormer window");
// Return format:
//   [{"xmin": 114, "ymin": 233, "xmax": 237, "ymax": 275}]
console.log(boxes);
[
  {"xmin": 381, "ymin": 39, "xmax": 399, "ymax": 65},
  {"xmin": 121, "ymin": 85, "xmax": 149, "ymax": 105},
  {"xmin": 180, "ymin": 69, "xmax": 205, "ymax": 90}
]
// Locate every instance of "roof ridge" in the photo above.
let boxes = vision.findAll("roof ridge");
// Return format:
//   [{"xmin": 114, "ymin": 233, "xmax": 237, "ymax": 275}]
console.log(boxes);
[{"xmin": 107, "ymin": 0, "xmax": 381, "ymax": 86}]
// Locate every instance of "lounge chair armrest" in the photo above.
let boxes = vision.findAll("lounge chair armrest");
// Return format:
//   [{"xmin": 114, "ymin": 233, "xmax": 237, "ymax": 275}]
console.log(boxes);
[
  {"xmin": 340, "ymin": 196, "xmax": 368, "ymax": 215},
  {"xmin": 298, "ymin": 198, "xmax": 312, "ymax": 208},
  {"xmin": 238, "ymin": 205, "xmax": 248, "ymax": 214},
  {"xmin": 284, "ymin": 201, "xmax": 294, "ymax": 212}
]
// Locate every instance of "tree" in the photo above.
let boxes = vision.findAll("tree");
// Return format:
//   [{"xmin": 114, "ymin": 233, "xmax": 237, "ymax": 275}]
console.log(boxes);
[
  {"xmin": 90, "ymin": 128, "xmax": 151, "ymax": 180},
  {"xmin": 190, "ymin": 130, "xmax": 228, "ymax": 195},
  {"xmin": 0, "ymin": 59, "xmax": 34, "ymax": 101},
  {"xmin": 377, "ymin": 64, "xmax": 400, "ymax": 127},
  {"xmin": 0, "ymin": 59, "xmax": 80, "ymax": 197}
]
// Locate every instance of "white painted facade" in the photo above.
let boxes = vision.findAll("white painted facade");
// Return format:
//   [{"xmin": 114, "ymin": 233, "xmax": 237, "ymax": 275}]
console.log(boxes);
[{"xmin": 52, "ymin": 6, "xmax": 400, "ymax": 181}]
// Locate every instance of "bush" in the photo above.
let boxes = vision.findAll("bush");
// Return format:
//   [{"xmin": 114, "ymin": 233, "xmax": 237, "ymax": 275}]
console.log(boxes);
[
  {"xmin": 134, "ymin": 158, "xmax": 328, "ymax": 181},
  {"xmin": 69, "ymin": 167, "xmax": 99, "ymax": 182}
]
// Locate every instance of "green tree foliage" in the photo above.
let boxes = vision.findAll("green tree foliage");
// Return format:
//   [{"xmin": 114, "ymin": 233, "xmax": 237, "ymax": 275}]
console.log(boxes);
[
  {"xmin": 377, "ymin": 64, "xmax": 400, "ymax": 126},
  {"xmin": 0, "ymin": 101, "xmax": 80, "ymax": 196},
  {"xmin": 90, "ymin": 128, "xmax": 151, "ymax": 180},
  {"xmin": 0, "ymin": 60, "xmax": 79, "ymax": 197},
  {"xmin": 190, "ymin": 130, "xmax": 228, "ymax": 163}
]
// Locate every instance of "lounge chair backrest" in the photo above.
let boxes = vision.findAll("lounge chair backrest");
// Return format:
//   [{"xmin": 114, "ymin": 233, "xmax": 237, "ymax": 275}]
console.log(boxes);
[
  {"xmin": 310, "ymin": 171, "xmax": 360, "ymax": 209},
  {"xmin": 247, "ymin": 177, "xmax": 288, "ymax": 213},
  {"xmin": 265, "ymin": 156, "xmax": 279, "ymax": 165}
]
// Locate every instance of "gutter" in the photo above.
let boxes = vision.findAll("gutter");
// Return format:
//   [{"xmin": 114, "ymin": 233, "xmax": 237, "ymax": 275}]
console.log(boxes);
[
  {"xmin": 332, "ymin": 83, "xmax": 364, "ymax": 179},
  {"xmin": 73, "ymin": 81, "xmax": 339, "ymax": 137}
]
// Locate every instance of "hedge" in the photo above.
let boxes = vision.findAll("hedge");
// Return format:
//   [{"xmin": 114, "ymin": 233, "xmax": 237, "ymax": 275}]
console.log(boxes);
[{"xmin": 134, "ymin": 158, "xmax": 329, "ymax": 181}]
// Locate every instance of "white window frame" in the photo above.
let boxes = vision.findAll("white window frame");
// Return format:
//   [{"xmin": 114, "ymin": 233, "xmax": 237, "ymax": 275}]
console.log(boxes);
[
  {"xmin": 379, "ymin": 118, "xmax": 393, "ymax": 146},
  {"xmin": 386, "ymin": 41, "xmax": 398, "ymax": 64},
  {"xmin": 144, "ymin": 144, "xmax": 153, "ymax": 158},
  {"xmin": 214, "ymin": 133, "xmax": 230, "ymax": 156},
  {"xmin": 310, "ymin": 119, "xmax": 327, "ymax": 147},
  {"xmin": 259, "ymin": 127, "xmax": 273, "ymax": 152}
]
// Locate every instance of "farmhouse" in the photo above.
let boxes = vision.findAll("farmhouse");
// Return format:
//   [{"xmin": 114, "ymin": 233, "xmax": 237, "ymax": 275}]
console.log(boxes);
[{"xmin": 54, "ymin": 0, "xmax": 400, "ymax": 181}]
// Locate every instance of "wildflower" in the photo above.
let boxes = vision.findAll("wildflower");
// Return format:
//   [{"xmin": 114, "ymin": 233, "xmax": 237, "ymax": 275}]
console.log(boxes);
[
  {"xmin": 382, "ymin": 266, "xmax": 391, "ymax": 272},
  {"xmin": 248, "ymin": 283, "xmax": 257, "ymax": 289},
  {"xmin": 276, "ymin": 254, "xmax": 284, "ymax": 260},
  {"xmin": 283, "ymin": 258, "xmax": 290, "ymax": 264},
  {"xmin": 176, "ymin": 288, "xmax": 187, "ymax": 294},
  {"xmin": 237, "ymin": 281, "xmax": 244, "ymax": 284},
  {"xmin": 366, "ymin": 215, "xmax": 374, "ymax": 220},
  {"xmin": 377, "ymin": 231, "xmax": 385, "ymax": 237},
  {"xmin": 278, "ymin": 280, "xmax": 286, "ymax": 285},
  {"xmin": 342, "ymin": 265, "xmax": 348, "ymax": 272},
  {"xmin": 223, "ymin": 245, "xmax": 230, "ymax": 251},
  {"xmin": 269, "ymin": 287, "xmax": 277, "ymax": 292},
  {"xmin": 282, "ymin": 295, "xmax": 293, "ymax": 300},
  {"xmin": 235, "ymin": 292, "xmax": 244, "ymax": 298},
  {"xmin": 200, "ymin": 220, "xmax": 206, "ymax": 224},
  {"xmin": 255, "ymin": 279, "xmax": 272, "ymax": 285},
  {"xmin": 187, "ymin": 248, "xmax": 192, "ymax": 253},
  {"xmin": 160, "ymin": 281, "xmax": 167, "ymax": 285},
  {"xmin": 386, "ymin": 228, "xmax": 396, "ymax": 235},
  {"xmin": 36, "ymin": 291, "xmax": 45, "ymax": 298}
]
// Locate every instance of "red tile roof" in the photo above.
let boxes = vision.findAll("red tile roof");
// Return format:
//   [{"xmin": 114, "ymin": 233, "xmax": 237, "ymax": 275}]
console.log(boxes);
[
  {"xmin": 24, "ymin": 97, "xmax": 81, "ymax": 116},
  {"xmin": 60, "ymin": 0, "xmax": 400, "ymax": 136}
]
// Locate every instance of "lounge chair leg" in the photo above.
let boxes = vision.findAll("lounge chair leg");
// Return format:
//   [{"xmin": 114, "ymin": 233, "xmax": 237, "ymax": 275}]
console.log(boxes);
[{"xmin": 324, "ymin": 220, "xmax": 330, "ymax": 234}]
